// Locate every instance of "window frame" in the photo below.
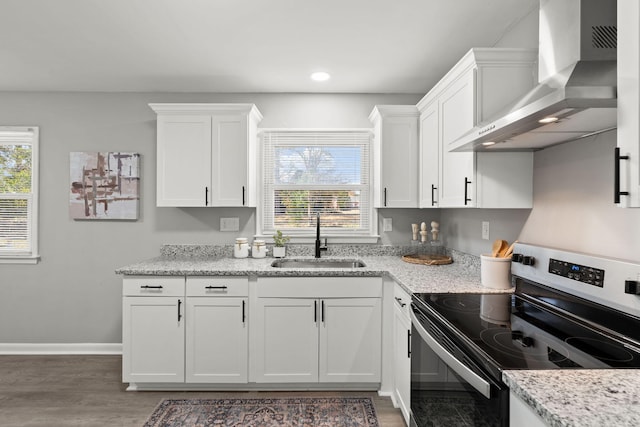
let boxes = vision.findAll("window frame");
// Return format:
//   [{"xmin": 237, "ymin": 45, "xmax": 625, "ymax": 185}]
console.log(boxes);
[
  {"xmin": 257, "ymin": 128, "xmax": 378, "ymax": 244},
  {"xmin": 0, "ymin": 126, "xmax": 39, "ymax": 264}
]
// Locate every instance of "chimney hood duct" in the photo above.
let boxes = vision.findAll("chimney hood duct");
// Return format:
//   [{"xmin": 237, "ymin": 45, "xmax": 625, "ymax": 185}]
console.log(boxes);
[{"xmin": 451, "ymin": 0, "xmax": 617, "ymax": 152}]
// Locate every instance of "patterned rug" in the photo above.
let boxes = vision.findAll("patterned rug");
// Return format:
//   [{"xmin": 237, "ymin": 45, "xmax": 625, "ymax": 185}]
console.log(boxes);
[{"xmin": 144, "ymin": 397, "xmax": 380, "ymax": 427}]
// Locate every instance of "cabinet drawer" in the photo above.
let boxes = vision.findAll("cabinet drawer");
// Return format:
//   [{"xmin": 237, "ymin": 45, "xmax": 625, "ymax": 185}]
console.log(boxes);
[
  {"xmin": 122, "ymin": 276, "xmax": 185, "ymax": 296},
  {"xmin": 393, "ymin": 284, "xmax": 411, "ymax": 318},
  {"xmin": 186, "ymin": 276, "xmax": 249, "ymax": 296}
]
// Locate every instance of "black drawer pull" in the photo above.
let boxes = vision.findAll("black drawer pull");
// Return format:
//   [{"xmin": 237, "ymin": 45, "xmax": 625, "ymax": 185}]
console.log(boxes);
[
  {"xmin": 177, "ymin": 299, "xmax": 182, "ymax": 322},
  {"xmin": 242, "ymin": 300, "xmax": 246, "ymax": 323},
  {"xmin": 140, "ymin": 285, "xmax": 163, "ymax": 289},
  {"xmin": 431, "ymin": 184, "xmax": 437, "ymax": 206},
  {"xmin": 205, "ymin": 285, "xmax": 228, "ymax": 290},
  {"xmin": 614, "ymin": 147, "xmax": 630, "ymax": 203}
]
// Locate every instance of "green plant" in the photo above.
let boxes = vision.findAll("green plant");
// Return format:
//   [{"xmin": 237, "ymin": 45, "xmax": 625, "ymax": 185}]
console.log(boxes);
[{"xmin": 272, "ymin": 230, "xmax": 290, "ymax": 247}]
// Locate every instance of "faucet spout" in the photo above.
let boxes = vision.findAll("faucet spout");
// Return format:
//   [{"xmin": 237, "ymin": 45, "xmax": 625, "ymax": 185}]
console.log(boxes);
[{"xmin": 315, "ymin": 213, "xmax": 328, "ymax": 258}]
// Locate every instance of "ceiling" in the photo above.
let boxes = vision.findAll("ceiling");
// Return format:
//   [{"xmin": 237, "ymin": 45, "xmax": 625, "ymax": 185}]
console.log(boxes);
[{"xmin": 1, "ymin": 0, "xmax": 539, "ymax": 94}]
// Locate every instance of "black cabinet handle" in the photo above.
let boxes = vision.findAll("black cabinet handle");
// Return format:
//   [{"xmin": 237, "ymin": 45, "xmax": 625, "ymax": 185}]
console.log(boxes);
[
  {"xmin": 205, "ymin": 187, "xmax": 209, "ymax": 206},
  {"xmin": 177, "ymin": 299, "xmax": 182, "ymax": 322},
  {"xmin": 242, "ymin": 186, "xmax": 246, "ymax": 206},
  {"xmin": 383, "ymin": 188, "xmax": 387, "ymax": 206},
  {"xmin": 615, "ymin": 147, "xmax": 630, "ymax": 203},
  {"xmin": 140, "ymin": 285, "xmax": 163, "ymax": 289},
  {"xmin": 242, "ymin": 300, "xmax": 246, "ymax": 323},
  {"xmin": 321, "ymin": 300, "xmax": 325, "ymax": 323},
  {"xmin": 205, "ymin": 285, "xmax": 228, "ymax": 290},
  {"xmin": 395, "ymin": 297, "xmax": 406, "ymax": 307},
  {"xmin": 407, "ymin": 329, "xmax": 412, "ymax": 358},
  {"xmin": 314, "ymin": 300, "xmax": 318, "ymax": 323},
  {"xmin": 464, "ymin": 177, "xmax": 472, "ymax": 206},
  {"xmin": 431, "ymin": 184, "xmax": 437, "ymax": 206}
]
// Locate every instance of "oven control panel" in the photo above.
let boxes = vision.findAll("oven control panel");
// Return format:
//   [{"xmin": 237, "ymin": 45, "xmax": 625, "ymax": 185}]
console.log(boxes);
[{"xmin": 549, "ymin": 258, "xmax": 605, "ymax": 287}]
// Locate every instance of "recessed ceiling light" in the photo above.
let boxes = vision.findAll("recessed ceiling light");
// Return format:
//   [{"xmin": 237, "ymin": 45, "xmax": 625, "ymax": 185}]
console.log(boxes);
[
  {"xmin": 310, "ymin": 71, "xmax": 331, "ymax": 82},
  {"xmin": 482, "ymin": 141, "xmax": 496, "ymax": 146},
  {"xmin": 539, "ymin": 116, "xmax": 559, "ymax": 124}
]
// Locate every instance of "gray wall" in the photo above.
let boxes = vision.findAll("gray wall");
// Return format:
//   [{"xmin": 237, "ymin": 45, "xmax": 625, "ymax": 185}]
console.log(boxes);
[{"xmin": 0, "ymin": 92, "xmax": 421, "ymax": 344}]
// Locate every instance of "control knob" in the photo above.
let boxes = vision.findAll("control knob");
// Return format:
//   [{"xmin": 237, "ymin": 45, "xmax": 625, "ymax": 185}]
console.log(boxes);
[
  {"xmin": 522, "ymin": 256, "xmax": 535, "ymax": 266},
  {"xmin": 511, "ymin": 253, "xmax": 524, "ymax": 263},
  {"xmin": 625, "ymin": 280, "xmax": 640, "ymax": 295}
]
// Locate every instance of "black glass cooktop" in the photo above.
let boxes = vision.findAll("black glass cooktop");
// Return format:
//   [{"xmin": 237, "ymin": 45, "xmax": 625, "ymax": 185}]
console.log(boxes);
[{"xmin": 412, "ymin": 279, "xmax": 640, "ymax": 377}]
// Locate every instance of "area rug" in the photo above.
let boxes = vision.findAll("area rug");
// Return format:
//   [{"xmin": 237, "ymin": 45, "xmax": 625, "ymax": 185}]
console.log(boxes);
[{"xmin": 143, "ymin": 397, "xmax": 379, "ymax": 427}]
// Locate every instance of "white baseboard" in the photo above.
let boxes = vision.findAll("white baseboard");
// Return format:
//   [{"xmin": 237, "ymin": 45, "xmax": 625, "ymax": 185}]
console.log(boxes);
[{"xmin": 0, "ymin": 343, "xmax": 122, "ymax": 355}]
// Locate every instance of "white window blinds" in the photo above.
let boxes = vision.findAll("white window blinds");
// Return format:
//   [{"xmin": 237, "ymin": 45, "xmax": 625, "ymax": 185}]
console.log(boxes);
[
  {"xmin": 261, "ymin": 130, "xmax": 372, "ymax": 236},
  {"xmin": 0, "ymin": 127, "xmax": 38, "ymax": 260}
]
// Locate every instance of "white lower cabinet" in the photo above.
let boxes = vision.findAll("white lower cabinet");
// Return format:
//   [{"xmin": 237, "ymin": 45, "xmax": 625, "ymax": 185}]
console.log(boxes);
[
  {"xmin": 393, "ymin": 284, "xmax": 412, "ymax": 425},
  {"xmin": 122, "ymin": 276, "xmax": 249, "ymax": 386},
  {"xmin": 252, "ymin": 277, "xmax": 382, "ymax": 384},
  {"xmin": 185, "ymin": 277, "xmax": 248, "ymax": 383},
  {"xmin": 122, "ymin": 277, "xmax": 186, "ymax": 383}
]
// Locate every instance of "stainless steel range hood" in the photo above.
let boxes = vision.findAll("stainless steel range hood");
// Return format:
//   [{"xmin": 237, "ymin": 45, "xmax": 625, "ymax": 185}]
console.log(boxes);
[{"xmin": 451, "ymin": 0, "xmax": 617, "ymax": 152}]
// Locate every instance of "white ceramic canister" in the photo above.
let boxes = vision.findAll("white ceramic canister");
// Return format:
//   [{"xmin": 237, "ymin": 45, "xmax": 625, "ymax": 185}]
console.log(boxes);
[
  {"xmin": 234, "ymin": 237, "xmax": 249, "ymax": 258},
  {"xmin": 480, "ymin": 254, "xmax": 513, "ymax": 289},
  {"xmin": 251, "ymin": 240, "xmax": 267, "ymax": 258}
]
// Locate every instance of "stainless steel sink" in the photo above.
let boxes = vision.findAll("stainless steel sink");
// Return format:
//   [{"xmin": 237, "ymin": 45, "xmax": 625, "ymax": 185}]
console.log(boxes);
[{"xmin": 270, "ymin": 259, "xmax": 366, "ymax": 269}]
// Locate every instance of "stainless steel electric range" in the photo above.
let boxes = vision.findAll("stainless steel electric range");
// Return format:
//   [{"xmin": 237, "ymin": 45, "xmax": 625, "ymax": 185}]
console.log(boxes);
[{"xmin": 409, "ymin": 243, "xmax": 640, "ymax": 427}]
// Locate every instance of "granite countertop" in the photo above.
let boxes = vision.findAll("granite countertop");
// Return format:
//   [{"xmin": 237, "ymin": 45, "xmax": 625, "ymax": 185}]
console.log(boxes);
[
  {"xmin": 503, "ymin": 369, "xmax": 640, "ymax": 427},
  {"xmin": 115, "ymin": 244, "xmax": 513, "ymax": 295}
]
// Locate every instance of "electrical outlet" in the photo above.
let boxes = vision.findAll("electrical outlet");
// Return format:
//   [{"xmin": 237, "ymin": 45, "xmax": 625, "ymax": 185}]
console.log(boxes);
[
  {"xmin": 383, "ymin": 218, "xmax": 393, "ymax": 232},
  {"xmin": 482, "ymin": 221, "xmax": 490, "ymax": 240},
  {"xmin": 220, "ymin": 217, "xmax": 240, "ymax": 232}
]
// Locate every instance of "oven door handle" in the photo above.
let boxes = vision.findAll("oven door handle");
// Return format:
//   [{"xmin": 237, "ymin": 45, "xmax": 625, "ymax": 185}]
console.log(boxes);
[{"xmin": 410, "ymin": 309, "xmax": 492, "ymax": 399}]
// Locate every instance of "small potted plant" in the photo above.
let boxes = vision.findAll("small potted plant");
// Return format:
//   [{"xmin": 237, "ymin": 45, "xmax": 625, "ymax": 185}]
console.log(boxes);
[{"xmin": 272, "ymin": 230, "xmax": 290, "ymax": 258}]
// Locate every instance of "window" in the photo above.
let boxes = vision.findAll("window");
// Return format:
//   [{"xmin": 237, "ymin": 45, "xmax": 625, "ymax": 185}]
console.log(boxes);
[
  {"xmin": 260, "ymin": 130, "xmax": 374, "ymax": 239},
  {"xmin": 0, "ymin": 127, "xmax": 39, "ymax": 263}
]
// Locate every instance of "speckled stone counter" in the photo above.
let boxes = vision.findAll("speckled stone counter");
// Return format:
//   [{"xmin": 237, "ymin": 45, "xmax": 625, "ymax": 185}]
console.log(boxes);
[
  {"xmin": 503, "ymin": 370, "xmax": 640, "ymax": 427},
  {"xmin": 115, "ymin": 244, "xmax": 512, "ymax": 295}
]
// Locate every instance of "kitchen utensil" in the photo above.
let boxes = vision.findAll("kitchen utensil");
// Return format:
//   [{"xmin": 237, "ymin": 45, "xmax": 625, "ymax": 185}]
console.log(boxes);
[
  {"xmin": 491, "ymin": 239, "xmax": 507, "ymax": 257},
  {"xmin": 503, "ymin": 240, "xmax": 517, "ymax": 258}
]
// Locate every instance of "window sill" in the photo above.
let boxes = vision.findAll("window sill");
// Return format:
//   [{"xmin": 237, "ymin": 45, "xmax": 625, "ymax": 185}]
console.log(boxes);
[
  {"xmin": 0, "ymin": 255, "xmax": 40, "ymax": 264},
  {"xmin": 254, "ymin": 235, "xmax": 380, "ymax": 245}
]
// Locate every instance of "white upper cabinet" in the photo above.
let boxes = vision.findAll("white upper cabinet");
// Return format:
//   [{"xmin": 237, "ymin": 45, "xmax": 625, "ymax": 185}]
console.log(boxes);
[
  {"xmin": 151, "ymin": 103, "xmax": 262, "ymax": 207},
  {"xmin": 370, "ymin": 106, "xmax": 420, "ymax": 208},
  {"xmin": 617, "ymin": 0, "xmax": 640, "ymax": 207},
  {"xmin": 417, "ymin": 48, "xmax": 537, "ymax": 208}
]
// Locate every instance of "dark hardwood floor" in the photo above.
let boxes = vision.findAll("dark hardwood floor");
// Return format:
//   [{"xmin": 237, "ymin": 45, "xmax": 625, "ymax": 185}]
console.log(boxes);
[{"xmin": 0, "ymin": 355, "xmax": 405, "ymax": 427}]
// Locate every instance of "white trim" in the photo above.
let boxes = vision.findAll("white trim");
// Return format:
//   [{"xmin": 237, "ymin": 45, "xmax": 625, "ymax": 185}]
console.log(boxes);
[
  {"xmin": 254, "ymin": 235, "xmax": 380, "ymax": 244},
  {"xmin": 0, "ymin": 255, "xmax": 40, "ymax": 264},
  {"xmin": 0, "ymin": 343, "xmax": 122, "ymax": 355}
]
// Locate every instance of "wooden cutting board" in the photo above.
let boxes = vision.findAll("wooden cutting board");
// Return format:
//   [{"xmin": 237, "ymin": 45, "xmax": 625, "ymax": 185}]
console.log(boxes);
[{"xmin": 402, "ymin": 254, "xmax": 452, "ymax": 265}]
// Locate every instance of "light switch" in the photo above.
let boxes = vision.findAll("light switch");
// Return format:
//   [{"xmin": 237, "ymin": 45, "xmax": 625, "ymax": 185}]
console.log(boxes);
[
  {"xmin": 383, "ymin": 218, "xmax": 393, "ymax": 232},
  {"xmin": 482, "ymin": 221, "xmax": 490, "ymax": 240},
  {"xmin": 220, "ymin": 217, "xmax": 240, "ymax": 232}
]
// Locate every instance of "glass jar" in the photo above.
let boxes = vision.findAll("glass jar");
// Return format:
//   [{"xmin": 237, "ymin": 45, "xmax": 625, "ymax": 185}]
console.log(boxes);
[
  {"xmin": 252, "ymin": 240, "xmax": 267, "ymax": 258},
  {"xmin": 234, "ymin": 237, "xmax": 249, "ymax": 258}
]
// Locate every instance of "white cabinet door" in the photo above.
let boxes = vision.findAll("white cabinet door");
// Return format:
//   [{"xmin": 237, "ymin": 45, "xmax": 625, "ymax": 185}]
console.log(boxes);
[
  {"xmin": 253, "ymin": 298, "xmax": 319, "ymax": 383},
  {"xmin": 439, "ymin": 68, "xmax": 476, "ymax": 208},
  {"xmin": 185, "ymin": 297, "xmax": 248, "ymax": 383},
  {"xmin": 617, "ymin": 0, "xmax": 640, "ymax": 207},
  {"xmin": 210, "ymin": 114, "xmax": 248, "ymax": 207},
  {"xmin": 370, "ymin": 106, "xmax": 419, "ymax": 208},
  {"xmin": 393, "ymin": 300, "xmax": 411, "ymax": 425},
  {"xmin": 319, "ymin": 298, "xmax": 382, "ymax": 383},
  {"xmin": 156, "ymin": 115, "xmax": 211, "ymax": 207},
  {"xmin": 122, "ymin": 296, "xmax": 185, "ymax": 383},
  {"xmin": 419, "ymin": 99, "xmax": 440, "ymax": 208}
]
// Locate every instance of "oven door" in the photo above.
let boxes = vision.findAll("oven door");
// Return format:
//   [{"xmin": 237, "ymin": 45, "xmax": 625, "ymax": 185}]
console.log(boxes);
[{"xmin": 410, "ymin": 303, "xmax": 509, "ymax": 427}]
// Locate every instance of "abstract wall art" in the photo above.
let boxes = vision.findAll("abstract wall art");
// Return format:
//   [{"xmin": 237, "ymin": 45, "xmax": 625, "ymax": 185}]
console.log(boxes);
[{"xmin": 69, "ymin": 152, "xmax": 140, "ymax": 220}]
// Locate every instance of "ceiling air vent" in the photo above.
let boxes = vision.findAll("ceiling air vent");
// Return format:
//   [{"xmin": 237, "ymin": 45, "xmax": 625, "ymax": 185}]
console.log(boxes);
[{"xmin": 592, "ymin": 25, "xmax": 617, "ymax": 49}]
